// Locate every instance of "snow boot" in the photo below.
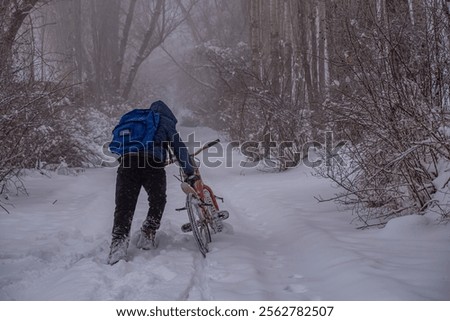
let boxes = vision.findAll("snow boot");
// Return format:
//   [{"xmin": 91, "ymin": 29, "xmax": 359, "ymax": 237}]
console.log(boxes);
[
  {"xmin": 108, "ymin": 237, "xmax": 129, "ymax": 265},
  {"xmin": 136, "ymin": 228, "xmax": 157, "ymax": 250}
]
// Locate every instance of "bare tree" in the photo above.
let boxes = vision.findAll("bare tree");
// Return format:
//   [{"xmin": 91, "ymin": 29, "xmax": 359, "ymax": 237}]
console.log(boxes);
[
  {"xmin": 0, "ymin": 0, "xmax": 104, "ymax": 206},
  {"xmin": 0, "ymin": 0, "xmax": 40, "ymax": 79},
  {"xmin": 318, "ymin": 0, "xmax": 450, "ymax": 225},
  {"xmin": 42, "ymin": 0, "xmax": 192, "ymax": 102}
]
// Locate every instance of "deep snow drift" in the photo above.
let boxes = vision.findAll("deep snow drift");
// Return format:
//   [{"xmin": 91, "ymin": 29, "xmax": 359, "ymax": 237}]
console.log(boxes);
[{"xmin": 1, "ymin": 128, "xmax": 449, "ymax": 300}]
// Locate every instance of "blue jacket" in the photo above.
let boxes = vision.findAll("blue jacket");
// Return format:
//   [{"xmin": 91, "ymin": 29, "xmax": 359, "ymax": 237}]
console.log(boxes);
[{"xmin": 149, "ymin": 100, "xmax": 194, "ymax": 176}]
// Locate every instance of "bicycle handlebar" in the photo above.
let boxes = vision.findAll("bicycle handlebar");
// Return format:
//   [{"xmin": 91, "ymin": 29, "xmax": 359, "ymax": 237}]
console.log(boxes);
[
  {"xmin": 167, "ymin": 139, "xmax": 220, "ymax": 165},
  {"xmin": 192, "ymin": 139, "xmax": 220, "ymax": 157}
]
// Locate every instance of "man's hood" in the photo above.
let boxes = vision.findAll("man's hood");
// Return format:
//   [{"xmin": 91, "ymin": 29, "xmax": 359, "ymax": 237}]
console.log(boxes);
[{"xmin": 150, "ymin": 100, "xmax": 177, "ymax": 124}]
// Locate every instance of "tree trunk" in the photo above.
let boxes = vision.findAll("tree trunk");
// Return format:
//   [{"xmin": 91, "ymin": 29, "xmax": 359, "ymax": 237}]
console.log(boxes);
[
  {"xmin": 90, "ymin": 0, "xmax": 121, "ymax": 100},
  {"xmin": 269, "ymin": 0, "xmax": 280, "ymax": 95},
  {"xmin": 73, "ymin": 0, "xmax": 83, "ymax": 84},
  {"xmin": 113, "ymin": 0, "xmax": 138, "ymax": 94},
  {"xmin": 250, "ymin": 0, "xmax": 261, "ymax": 74},
  {"xmin": 318, "ymin": 0, "xmax": 326, "ymax": 96},
  {"xmin": 309, "ymin": 0, "xmax": 319, "ymax": 103},
  {"xmin": 299, "ymin": 1, "xmax": 315, "ymax": 110},
  {"xmin": 0, "ymin": 0, "xmax": 39, "ymax": 80}
]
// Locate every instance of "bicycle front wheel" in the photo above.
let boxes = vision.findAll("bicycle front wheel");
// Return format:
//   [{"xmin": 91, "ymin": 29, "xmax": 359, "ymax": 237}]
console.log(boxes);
[{"xmin": 186, "ymin": 193, "xmax": 211, "ymax": 257}]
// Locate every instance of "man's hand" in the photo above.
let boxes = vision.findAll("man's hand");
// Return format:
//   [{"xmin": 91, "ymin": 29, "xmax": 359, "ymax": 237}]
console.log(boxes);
[{"xmin": 185, "ymin": 174, "xmax": 200, "ymax": 187}]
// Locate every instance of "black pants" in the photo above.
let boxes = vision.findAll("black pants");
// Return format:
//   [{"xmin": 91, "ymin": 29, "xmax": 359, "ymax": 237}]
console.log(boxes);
[{"xmin": 111, "ymin": 155, "xmax": 167, "ymax": 241}]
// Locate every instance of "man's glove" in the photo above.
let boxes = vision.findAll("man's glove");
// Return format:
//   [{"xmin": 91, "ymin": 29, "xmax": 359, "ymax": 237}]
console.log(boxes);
[{"xmin": 185, "ymin": 174, "xmax": 200, "ymax": 187}]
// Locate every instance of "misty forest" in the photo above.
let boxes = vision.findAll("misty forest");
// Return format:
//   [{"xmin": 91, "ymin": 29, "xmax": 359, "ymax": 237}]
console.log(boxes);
[{"xmin": 2, "ymin": 0, "xmax": 450, "ymax": 226}]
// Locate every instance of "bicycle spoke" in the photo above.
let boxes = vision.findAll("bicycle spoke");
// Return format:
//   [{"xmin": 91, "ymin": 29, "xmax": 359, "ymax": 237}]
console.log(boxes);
[
  {"xmin": 186, "ymin": 193, "xmax": 210, "ymax": 257},
  {"xmin": 202, "ymin": 188, "xmax": 223, "ymax": 233}
]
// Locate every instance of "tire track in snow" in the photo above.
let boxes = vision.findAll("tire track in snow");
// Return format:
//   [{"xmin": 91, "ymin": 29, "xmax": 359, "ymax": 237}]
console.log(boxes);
[
  {"xmin": 178, "ymin": 253, "xmax": 212, "ymax": 300},
  {"xmin": 199, "ymin": 163, "xmax": 315, "ymax": 300}
]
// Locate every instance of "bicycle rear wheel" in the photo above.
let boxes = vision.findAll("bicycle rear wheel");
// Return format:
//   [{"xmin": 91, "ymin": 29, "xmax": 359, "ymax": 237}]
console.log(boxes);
[{"xmin": 186, "ymin": 193, "xmax": 211, "ymax": 257}]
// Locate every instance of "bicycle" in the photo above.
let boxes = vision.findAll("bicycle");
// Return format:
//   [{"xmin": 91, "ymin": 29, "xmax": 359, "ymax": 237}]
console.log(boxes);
[{"xmin": 168, "ymin": 139, "xmax": 230, "ymax": 257}]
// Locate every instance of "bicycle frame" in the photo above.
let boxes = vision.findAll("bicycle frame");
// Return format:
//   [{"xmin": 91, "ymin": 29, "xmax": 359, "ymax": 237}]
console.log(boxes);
[
  {"xmin": 168, "ymin": 139, "xmax": 224, "ymax": 256},
  {"xmin": 177, "ymin": 139, "xmax": 222, "ymax": 214},
  {"xmin": 180, "ymin": 166, "xmax": 220, "ymax": 210}
]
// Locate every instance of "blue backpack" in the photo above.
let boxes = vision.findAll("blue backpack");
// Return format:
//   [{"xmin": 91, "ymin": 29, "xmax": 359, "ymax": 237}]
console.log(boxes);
[{"xmin": 109, "ymin": 109, "xmax": 160, "ymax": 156}]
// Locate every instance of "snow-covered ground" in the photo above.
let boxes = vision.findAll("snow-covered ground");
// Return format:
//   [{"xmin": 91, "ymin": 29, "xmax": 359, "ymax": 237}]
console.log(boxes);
[{"xmin": 1, "ymin": 128, "xmax": 449, "ymax": 301}]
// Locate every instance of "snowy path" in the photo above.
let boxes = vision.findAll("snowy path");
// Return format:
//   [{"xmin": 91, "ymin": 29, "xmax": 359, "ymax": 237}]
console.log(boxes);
[
  {"xmin": 0, "ymin": 166, "xmax": 315, "ymax": 300},
  {"xmin": 1, "ymin": 137, "xmax": 450, "ymax": 300}
]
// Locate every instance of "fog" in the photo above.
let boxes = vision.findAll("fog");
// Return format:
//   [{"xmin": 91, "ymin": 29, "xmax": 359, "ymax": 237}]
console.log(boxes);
[{"xmin": 2, "ymin": 0, "xmax": 450, "ymax": 224}]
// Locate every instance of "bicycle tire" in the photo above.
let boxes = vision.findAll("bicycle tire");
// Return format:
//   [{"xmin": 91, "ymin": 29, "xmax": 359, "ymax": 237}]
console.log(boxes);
[
  {"xmin": 202, "ymin": 188, "xmax": 221, "ymax": 233},
  {"xmin": 186, "ymin": 193, "xmax": 211, "ymax": 257}
]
